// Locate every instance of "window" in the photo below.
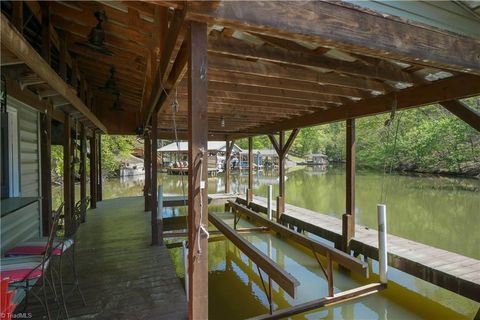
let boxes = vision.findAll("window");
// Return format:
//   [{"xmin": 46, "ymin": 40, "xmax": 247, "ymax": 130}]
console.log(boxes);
[
  {"xmin": 1, "ymin": 106, "xmax": 19, "ymax": 199},
  {"xmin": 1, "ymin": 112, "xmax": 9, "ymax": 198}
]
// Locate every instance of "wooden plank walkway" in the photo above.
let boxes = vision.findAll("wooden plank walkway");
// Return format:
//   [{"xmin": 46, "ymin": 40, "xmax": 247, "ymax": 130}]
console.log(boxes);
[
  {"xmin": 250, "ymin": 196, "xmax": 480, "ymax": 303},
  {"xmin": 25, "ymin": 196, "xmax": 187, "ymax": 319},
  {"xmin": 163, "ymin": 193, "xmax": 237, "ymax": 207}
]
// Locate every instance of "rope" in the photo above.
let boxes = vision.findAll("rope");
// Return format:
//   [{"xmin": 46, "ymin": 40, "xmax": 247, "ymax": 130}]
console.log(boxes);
[
  {"xmin": 196, "ymin": 150, "xmax": 209, "ymax": 256},
  {"xmin": 157, "ymin": 84, "xmax": 208, "ymax": 258},
  {"xmin": 379, "ymin": 95, "xmax": 402, "ymax": 204},
  {"xmin": 171, "ymin": 90, "xmax": 187, "ymax": 207}
]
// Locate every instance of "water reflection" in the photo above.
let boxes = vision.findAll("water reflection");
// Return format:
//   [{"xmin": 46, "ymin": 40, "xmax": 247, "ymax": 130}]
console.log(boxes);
[
  {"xmin": 53, "ymin": 166, "xmax": 479, "ymax": 318},
  {"xmin": 56, "ymin": 167, "xmax": 479, "ymax": 259},
  {"xmin": 169, "ymin": 213, "xmax": 471, "ymax": 319}
]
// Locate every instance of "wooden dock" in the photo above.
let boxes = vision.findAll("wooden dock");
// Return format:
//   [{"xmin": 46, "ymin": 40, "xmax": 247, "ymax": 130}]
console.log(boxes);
[
  {"xmin": 166, "ymin": 167, "xmax": 219, "ymax": 176},
  {"xmin": 163, "ymin": 193, "xmax": 238, "ymax": 207},
  {"xmin": 25, "ymin": 197, "xmax": 187, "ymax": 320},
  {"xmin": 248, "ymin": 196, "xmax": 480, "ymax": 303}
]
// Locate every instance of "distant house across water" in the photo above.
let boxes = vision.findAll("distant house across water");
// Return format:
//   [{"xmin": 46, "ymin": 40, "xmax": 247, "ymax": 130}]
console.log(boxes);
[{"xmin": 158, "ymin": 141, "xmax": 243, "ymax": 174}]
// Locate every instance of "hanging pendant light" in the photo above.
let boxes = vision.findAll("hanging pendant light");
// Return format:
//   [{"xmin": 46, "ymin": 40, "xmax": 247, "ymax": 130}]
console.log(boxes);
[
  {"xmin": 111, "ymin": 93, "xmax": 124, "ymax": 112},
  {"xmin": 76, "ymin": 10, "xmax": 113, "ymax": 56},
  {"xmin": 72, "ymin": 120, "xmax": 80, "ymax": 164},
  {"xmin": 100, "ymin": 66, "xmax": 119, "ymax": 96}
]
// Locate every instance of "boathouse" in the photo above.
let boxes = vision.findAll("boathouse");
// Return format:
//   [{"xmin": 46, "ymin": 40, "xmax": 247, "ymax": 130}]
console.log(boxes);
[{"xmin": 0, "ymin": 1, "xmax": 479, "ymax": 319}]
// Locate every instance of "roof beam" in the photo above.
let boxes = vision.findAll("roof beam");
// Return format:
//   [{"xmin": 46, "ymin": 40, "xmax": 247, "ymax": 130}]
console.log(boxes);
[
  {"xmin": 144, "ymin": 8, "xmax": 187, "ymax": 126},
  {"xmin": 249, "ymin": 74, "xmax": 480, "ymax": 133},
  {"xmin": 1, "ymin": 13, "xmax": 107, "ymax": 132},
  {"xmin": 209, "ymin": 55, "xmax": 388, "ymax": 92},
  {"xmin": 208, "ymin": 70, "xmax": 371, "ymax": 99},
  {"xmin": 208, "ymin": 33, "xmax": 416, "ymax": 83},
  {"xmin": 186, "ymin": 1, "xmax": 480, "ymax": 74},
  {"xmin": 208, "ymin": 81, "xmax": 351, "ymax": 105},
  {"xmin": 440, "ymin": 100, "xmax": 480, "ymax": 132}
]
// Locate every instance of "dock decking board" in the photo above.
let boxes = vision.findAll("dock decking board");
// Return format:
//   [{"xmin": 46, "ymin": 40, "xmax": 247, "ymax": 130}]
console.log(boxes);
[
  {"xmin": 251, "ymin": 196, "xmax": 480, "ymax": 303},
  {"xmin": 163, "ymin": 193, "xmax": 238, "ymax": 207},
  {"xmin": 24, "ymin": 196, "xmax": 187, "ymax": 319}
]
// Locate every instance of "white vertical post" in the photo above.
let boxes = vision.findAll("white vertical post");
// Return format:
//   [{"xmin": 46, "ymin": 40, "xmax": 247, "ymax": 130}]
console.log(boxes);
[
  {"xmin": 267, "ymin": 185, "xmax": 273, "ymax": 220},
  {"xmin": 377, "ymin": 204, "xmax": 388, "ymax": 284},
  {"xmin": 158, "ymin": 184, "xmax": 163, "ymax": 220}
]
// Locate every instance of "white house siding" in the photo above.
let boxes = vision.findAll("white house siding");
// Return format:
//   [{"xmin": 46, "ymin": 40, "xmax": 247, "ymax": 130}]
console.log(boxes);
[{"xmin": 1, "ymin": 97, "xmax": 41, "ymax": 254}]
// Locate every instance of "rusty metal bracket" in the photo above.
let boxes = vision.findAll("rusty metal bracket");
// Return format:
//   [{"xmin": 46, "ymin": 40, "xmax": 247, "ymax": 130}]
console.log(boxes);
[{"xmin": 257, "ymin": 265, "xmax": 274, "ymax": 315}]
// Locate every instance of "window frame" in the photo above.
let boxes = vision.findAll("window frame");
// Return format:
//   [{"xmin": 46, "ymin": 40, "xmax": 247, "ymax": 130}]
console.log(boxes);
[{"xmin": 1, "ymin": 105, "xmax": 20, "ymax": 199}]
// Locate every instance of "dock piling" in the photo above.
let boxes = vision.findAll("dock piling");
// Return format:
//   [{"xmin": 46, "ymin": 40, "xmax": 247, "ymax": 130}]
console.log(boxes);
[
  {"xmin": 267, "ymin": 185, "xmax": 273, "ymax": 220},
  {"xmin": 377, "ymin": 204, "xmax": 388, "ymax": 284}
]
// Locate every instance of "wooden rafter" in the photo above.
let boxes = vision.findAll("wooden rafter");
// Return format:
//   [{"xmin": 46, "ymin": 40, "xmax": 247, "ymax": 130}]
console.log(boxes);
[
  {"xmin": 186, "ymin": 1, "xmax": 480, "ymax": 74},
  {"xmin": 208, "ymin": 33, "xmax": 416, "ymax": 83},
  {"xmin": 144, "ymin": 8, "xmax": 187, "ymax": 125},
  {"xmin": 1, "ymin": 13, "xmax": 107, "ymax": 132},
  {"xmin": 209, "ymin": 55, "xmax": 389, "ymax": 92},
  {"xmin": 440, "ymin": 100, "xmax": 480, "ymax": 132},
  {"xmin": 251, "ymin": 74, "xmax": 480, "ymax": 133},
  {"xmin": 208, "ymin": 70, "xmax": 372, "ymax": 99}
]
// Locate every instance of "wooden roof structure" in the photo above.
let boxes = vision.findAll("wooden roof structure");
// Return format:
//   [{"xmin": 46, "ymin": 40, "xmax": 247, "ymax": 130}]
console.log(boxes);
[{"xmin": 1, "ymin": 1, "xmax": 479, "ymax": 137}]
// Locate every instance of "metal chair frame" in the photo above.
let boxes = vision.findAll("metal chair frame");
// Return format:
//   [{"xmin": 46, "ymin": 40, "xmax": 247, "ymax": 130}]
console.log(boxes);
[
  {"xmin": 55, "ymin": 197, "xmax": 89, "ymax": 318},
  {"xmin": 7, "ymin": 202, "xmax": 65, "ymax": 319}
]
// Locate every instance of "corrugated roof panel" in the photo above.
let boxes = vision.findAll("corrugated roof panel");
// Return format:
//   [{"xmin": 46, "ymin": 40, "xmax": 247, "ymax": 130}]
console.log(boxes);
[{"xmin": 343, "ymin": 1, "xmax": 480, "ymax": 38}]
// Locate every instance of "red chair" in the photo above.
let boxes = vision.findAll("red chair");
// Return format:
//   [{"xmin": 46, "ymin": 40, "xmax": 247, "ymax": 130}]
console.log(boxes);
[
  {"xmin": 5, "ymin": 199, "xmax": 89, "ymax": 317},
  {"xmin": 1, "ymin": 203, "xmax": 64, "ymax": 319},
  {"xmin": 1, "ymin": 278, "xmax": 17, "ymax": 320}
]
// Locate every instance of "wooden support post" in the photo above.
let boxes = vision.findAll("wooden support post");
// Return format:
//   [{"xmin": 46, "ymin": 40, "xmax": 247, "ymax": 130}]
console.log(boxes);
[
  {"xmin": 79, "ymin": 74, "xmax": 86, "ymax": 103},
  {"xmin": 144, "ymin": 130, "xmax": 151, "ymax": 211},
  {"xmin": 326, "ymin": 252, "xmax": 334, "ymax": 297},
  {"xmin": 268, "ymin": 129, "xmax": 299, "ymax": 220},
  {"xmin": 342, "ymin": 119, "xmax": 355, "ymax": 252},
  {"xmin": 89, "ymin": 133, "xmax": 97, "ymax": 209},
  {"xmin": 187, "ymin": 20, "xmax": 209, "ymax": 320},
  {"xmin": 40, "ymin": 2, "xmax": 50, "ymax": 65},
  {"xmin": 80, "ymin": 124, "xmax": 87, "ymax": 222},
  {"xmin": 440, "ymin": 100, "xmax": 480, "ymax": 132},
  {"xmin": 70, "ymin": 123, "xmax": 75, "ymax": 226},
  {"xmin": 277, "ymin": 131, "xmax": 285, "ymax": 219},
  {"xmin": 225, "ymin": 140, "xmax": 233, "ymax": 194},
  {"xmin": 97, "ymin": 133, "xmax": 103, "ymax": 202},
  {"xmin": 151, "ymin": 115, "xmax": 161, "ymax": 245},
  {"xmin": 40, "ymin": 113, "xmax": 52, "ymax": 236},
  {"xmin": 247, "ymin": 137, "xmax": 254, "ymax": 202},
  {"xmin": 71, "ymin": 55, "xmax": 79, "ymax": 91},
  {"xmin": 11, "ymin": 1, "xmax": 23, "ymax": 34},
  {"xmin": 58, "ymin": 31, "xmax": 68, "ymax": 82},
  {"xmin": 63, "ymin": 115, "xmax": 72, "ymax": 236}
]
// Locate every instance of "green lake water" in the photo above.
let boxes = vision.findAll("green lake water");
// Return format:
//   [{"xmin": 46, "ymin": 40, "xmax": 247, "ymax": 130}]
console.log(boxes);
[{"xmin": 54, "ymin": 166, "xmax": 480, "ymax": 319}]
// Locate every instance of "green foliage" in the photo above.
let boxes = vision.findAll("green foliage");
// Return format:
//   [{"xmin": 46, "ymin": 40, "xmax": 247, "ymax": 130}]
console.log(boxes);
[
  {"xmin": 51, "ymin": 145, "xmax": 64, "ymax": 178},
  {"xmin": 100, "ymin": 135, "xmax": 136, "ymax": 175},
  {"xmin": 234, "ymin": 98, "xmax": 480, "ymax": 174},
  {"xmin": 51, "ymin": 135, "xmax": 136, "ymax": 179},
  {"xmin": 50, "ymin": 98, "xmax": 479, "ymax": 177}
]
